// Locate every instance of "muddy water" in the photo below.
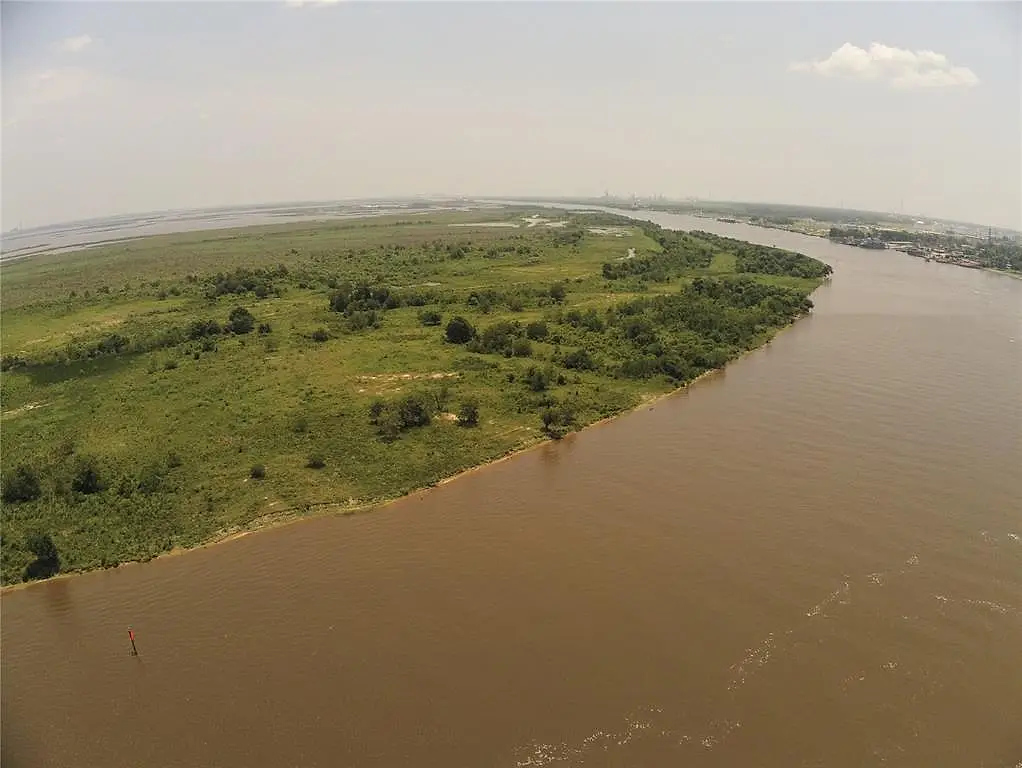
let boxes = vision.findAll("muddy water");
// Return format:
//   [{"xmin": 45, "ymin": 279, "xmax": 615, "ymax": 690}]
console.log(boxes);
[{"xmin": 3, "ymin": 214, "xmax": 1020, "ymax": 768}]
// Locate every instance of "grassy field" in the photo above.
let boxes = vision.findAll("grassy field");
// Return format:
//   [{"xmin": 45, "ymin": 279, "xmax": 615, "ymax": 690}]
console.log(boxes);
[{"xmin": 0, "ymin": 208, "xmax": 829, "ymax": 584}]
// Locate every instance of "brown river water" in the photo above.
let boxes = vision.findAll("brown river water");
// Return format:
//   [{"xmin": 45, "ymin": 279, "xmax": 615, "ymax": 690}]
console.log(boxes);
[{"xmin": 2, "ymin": 213, "xmax": 1020, "ymax": 768}]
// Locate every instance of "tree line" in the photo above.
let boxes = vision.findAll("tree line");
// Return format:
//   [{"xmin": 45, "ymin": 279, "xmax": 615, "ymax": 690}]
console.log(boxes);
[{"xmin": 1, "ymin": 306, "xmax": 266, "ymax": 372}]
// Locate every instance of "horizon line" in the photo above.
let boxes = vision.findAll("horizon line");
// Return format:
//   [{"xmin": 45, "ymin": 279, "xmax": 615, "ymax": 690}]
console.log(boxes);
[{"xmin": 2, "ymin": 195, "xmax": 1017, "ymax": 238}]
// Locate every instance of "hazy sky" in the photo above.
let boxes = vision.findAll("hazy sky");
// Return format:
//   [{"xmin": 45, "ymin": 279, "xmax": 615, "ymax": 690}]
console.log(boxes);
[{"xmin": 2, "ymin": 1, "xmax": 1020, "ymax": 229}]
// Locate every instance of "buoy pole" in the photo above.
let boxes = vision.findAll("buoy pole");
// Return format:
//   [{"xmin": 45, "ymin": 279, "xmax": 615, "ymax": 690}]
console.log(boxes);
[{"xmin": 128, "ymin": 628, "xmax": 138, "ymax": 656}]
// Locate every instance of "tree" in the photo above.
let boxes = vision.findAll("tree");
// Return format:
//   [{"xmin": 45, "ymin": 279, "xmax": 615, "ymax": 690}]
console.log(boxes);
[
  {"xmin": 24, "ymin": 533, "xmax": 60, "ymax": 580},
  {"xmin": 563, "ymin": 348, "xmax": 596, "ymax": 371},
  {"xmin": 540, "ymin": 403, "xmax": 575, "ymax": 438},
  {"xmin": 445, "ymin": 316, "xmax": 475, "ymax": 344},
  {"xmin": 457, "ymin": 398, "xmax": 480, "ymax": 427},
  {"xmin": 525, "ymin": 365, "xmax": 553, "ymax": 392},
  {"xmin": 71, "ymin": 456, "xmax": 104, "ymax": 495},
  {"xmin": 227, "ymin": 306, "xmax": 256, "ymax": 334},
  {"xmin": 375, "ymin": 408, "xmax": 402, "ymax": 442},
  {"xmin": 397, "ymin": 394, "xmax": 432, "ymax": 428},
  {"xmin": 2, "ymin": 464, "xmax": 41, "ymax": 503},
  {"xmin": 474, "ymin": 321, "xmax": 522, "ymax": 355}
]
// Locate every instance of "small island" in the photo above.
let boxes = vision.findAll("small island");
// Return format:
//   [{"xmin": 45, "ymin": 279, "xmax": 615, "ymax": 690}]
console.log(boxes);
[{"xmin": 0, "ymin": 209, "xmax": 831, "ymax": 585}]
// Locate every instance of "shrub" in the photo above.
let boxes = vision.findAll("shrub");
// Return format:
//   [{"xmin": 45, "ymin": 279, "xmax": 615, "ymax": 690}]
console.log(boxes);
[
  {"xmin": 431, "ymin": 384, "xmax": 451, "ymax": 413},
  {"xmin": 368, "ymin": 399, "xmax": 387, "ymax": 424},
  {"xmin": 226, "ymin": 306, "xmax": 256, "ymax": 334},
  {"xmin": 2, "ymin": 465, "xmax": 41, "ymax": 503},
  {"xmin": 370, "ymin": 394, "xmax": 433, "ymax": 439},
  {"xmin": 306, "ymin": 454, "xmax": 326, "ymax": 469},
  {"xmin": 137, "ymin": 465, "xmax": 166, "ymax": 495},
  {"xmin": 457, "ymin": 398, "xmax": 480, "ymax": 427},
  {"xmin": 511, "ymin": 338, "xmax": 533, "ymax": 357},
  {"xmin": 250, "ymin": 464, "xmax": 266, "ymax": 479},
  {"xmin": 346, "ymin": 310, "xmax": 380, "ymax": 331},
  {"xmin": 525, "ymin": 321, "xmax": 548, "ymax": 340},
  {"xmin": 293, "ymin": 415, "xmax": 309, "ymax": 434},
  {"xmin": 375, "ymin": 408, "xmax": 403, "ymax": 442},
  {"xmin": 166, "ymin": 452, "xmax": 183, "ymax": 469},
  {"xmin": 397, "ymin": 393, "xmax": 432, "ymax": 428},
  {"xmin": 580, "ymin": 309, "xmax": 605, "ymax": 332},
  {"xmin": 115, "ymin": 474, "xmax": 135, "ymax": 497},
  {"xmin": 474, "ymin": 320, "xmax": 522, "ymax": 356},
  {"xmin": 445, "ymin": 316, "xmax": 476, "ymax": 344},
  {"xmin": 419, "ymin": 309, "xmax": 443, "ymax": 327},
  {"xmin": 548, "ymin": 282, "xmax": 567, "ymax": 302},
  {"xmin": 71, "ymin": 456, "xmax": 104, "ymax": 495},
  {"xmin": 1, "ymin": 355, "xmax": 28, "ymax": 372},
  {"xmin": 525, "ymin": 365, "xmax": 551, "ymax": 392},
  {"xmin": 311, "ymin": 328, "xmax": 329, "ymax": 342},
  {"xmin": 258, "ymin": 323, "xmax": 272, "ymax": 335},
  {"xmin": 188, "ymin": 318, "xmax": 222, "ymax": 340},
  {"xmin": 540, "ymin": 403, "xmax": 576, "ymax": 438},
  {"xmin": 563, "ymin": 348, "xmax": 596, "ymax": 371}
]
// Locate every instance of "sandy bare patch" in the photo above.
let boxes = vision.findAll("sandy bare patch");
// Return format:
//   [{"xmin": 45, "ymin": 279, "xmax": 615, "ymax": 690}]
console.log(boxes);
[
  {"xmin": 356, "ymin": 372, "xmax": 458, "ymax": 383},
  {"xmin": 1, "ymin": 402, "xmax": 49, "ymax": 419},
  {"xmin": 449, "ymin": 222, "xmax": 518, "ymax": 228},
  {"xmin": 355, "ymin": 371, "xmax": 459, "ymax": 395},
  {"xmin": 615, "ymin": 248, "xmax": 637, "ymax": 261}
]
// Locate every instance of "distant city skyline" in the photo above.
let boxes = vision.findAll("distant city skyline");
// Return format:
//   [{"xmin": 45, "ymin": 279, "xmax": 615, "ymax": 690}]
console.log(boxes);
[{"xmin": 2, "ymin": 2, "xmax": 1019, "ymax": 230}]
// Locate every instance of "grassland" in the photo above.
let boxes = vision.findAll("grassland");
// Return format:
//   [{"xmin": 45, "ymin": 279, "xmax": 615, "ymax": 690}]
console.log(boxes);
[{"xmin": 0, "ymin": 208, "xmax": 830, "ymax": 585}]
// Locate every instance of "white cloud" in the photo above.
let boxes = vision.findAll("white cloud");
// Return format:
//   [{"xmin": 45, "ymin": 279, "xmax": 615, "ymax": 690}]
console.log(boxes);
[
  {"xmin": 60, "ymin": 34, "xmax": 93, "ymax": 53},
  {"xmin": 790, "ymin": 42, "xmax": 979, "ymax": 89}
]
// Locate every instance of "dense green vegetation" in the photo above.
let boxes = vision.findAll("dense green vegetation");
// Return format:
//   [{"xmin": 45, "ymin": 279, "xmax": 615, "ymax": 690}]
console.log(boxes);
[{"xmin": 0, "ymin": 208, "xmax": 829, "ymax": 585}]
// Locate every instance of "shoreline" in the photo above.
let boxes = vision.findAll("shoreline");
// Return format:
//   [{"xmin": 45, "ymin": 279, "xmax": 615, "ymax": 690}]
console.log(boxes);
[
  {"xmin": 731, "ymin": 220, "xmax": 1021, "ymax": 279},
  {"xmin": 0, "ymin": 323, "xmax": 796, "ymax": 596}
]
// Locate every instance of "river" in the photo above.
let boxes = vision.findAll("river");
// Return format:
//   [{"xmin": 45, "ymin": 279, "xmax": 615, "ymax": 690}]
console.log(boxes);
[{"xmin": 2, "ymin": 211, "xmax": 1020, "ymax": 768}]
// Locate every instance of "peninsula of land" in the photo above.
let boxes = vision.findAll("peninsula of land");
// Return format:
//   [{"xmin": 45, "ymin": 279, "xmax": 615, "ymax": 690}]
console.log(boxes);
[{"xmin": 1, "ymin": 208, "xmax": 831, "ymax": 585}]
